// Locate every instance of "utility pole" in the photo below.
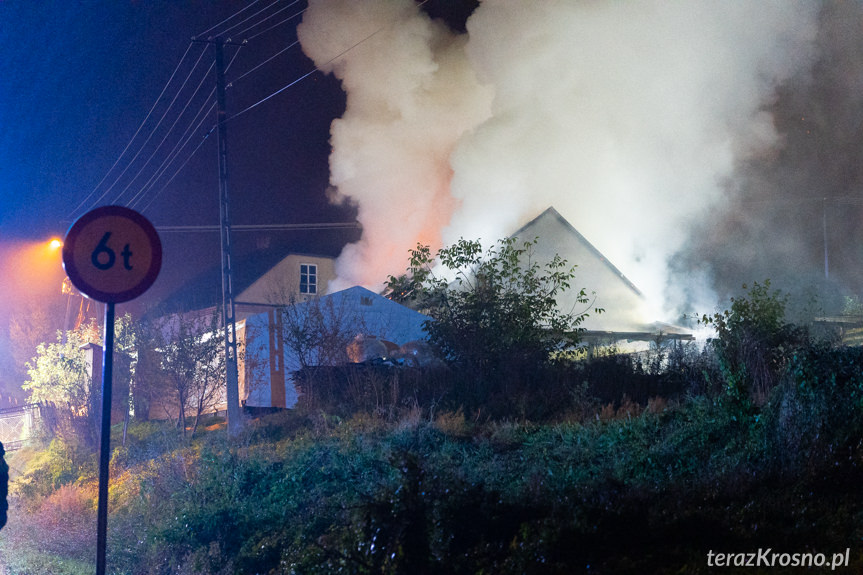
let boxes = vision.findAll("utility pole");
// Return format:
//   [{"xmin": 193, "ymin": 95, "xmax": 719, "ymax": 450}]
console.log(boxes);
[
  {"xmin": 822, "ymin": 197, "xmax": 829, "ymax": 280},
  {"xmin": 196, "ymin": 34, "xmax": 246, "ymax": 435}
]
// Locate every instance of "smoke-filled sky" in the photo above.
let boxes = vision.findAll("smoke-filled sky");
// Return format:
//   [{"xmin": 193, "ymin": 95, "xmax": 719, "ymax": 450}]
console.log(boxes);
[
  {"xmin": 675, "ymin": 1, "xmax": 863, "ymax": 313},
  {"xmin": 299, "ymin": 0, "xmax": 863, "ymax": 320},
  {"xmin": 2, "ymin": 0, "xmax": 863, "ymax": 363}
]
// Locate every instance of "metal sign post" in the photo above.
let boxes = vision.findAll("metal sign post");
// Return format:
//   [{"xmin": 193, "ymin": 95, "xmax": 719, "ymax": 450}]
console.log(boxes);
[
  {"xmin": 96, "ymin": 300, "xmax": 115, "ymax": 575},
  {"xmin": 62, "ymin": 206, "xmax": 161, "ymax": 575}
]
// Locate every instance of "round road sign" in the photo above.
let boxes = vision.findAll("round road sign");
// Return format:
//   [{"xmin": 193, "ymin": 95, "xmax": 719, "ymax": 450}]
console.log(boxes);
[{"xmin": 62, "ymin": 206, "xmax": 162, "ymax": 303}]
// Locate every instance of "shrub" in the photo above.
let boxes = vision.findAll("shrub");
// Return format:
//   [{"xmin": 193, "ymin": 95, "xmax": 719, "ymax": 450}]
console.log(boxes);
[
  {"xmin": 13, "ymin": 438, "xmax": 96, "ymax": 503},
  {"xmin": 762, "ymin": 343, "xmax": 863, "ymax": 473},
  {"xmin": 0, "ymin": 484, "xmax": 95, "ymax": 575},
  {"xmin": 387, "ymin": 237, "xmax": 598, "ymax": 407},
  {"xmin": 702, "ymin": 281, "xmax": 807, "ymax": 404}
]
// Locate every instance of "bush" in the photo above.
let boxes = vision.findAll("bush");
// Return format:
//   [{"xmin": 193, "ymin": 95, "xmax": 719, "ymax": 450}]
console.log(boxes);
[
  {"xmin": 387, "ymin": 237, "xmax": 598, "ymax": 406},
  {"xmin": 702, "ymin": 281, "xmax": 808, "ymax": 404},
  {"xmin": 13, "ymin": 438, "xmax": 96, "ymax": 503},
  {"xmin": 761, "ymin": 344, "xmax": 863, "ymax": 473}
]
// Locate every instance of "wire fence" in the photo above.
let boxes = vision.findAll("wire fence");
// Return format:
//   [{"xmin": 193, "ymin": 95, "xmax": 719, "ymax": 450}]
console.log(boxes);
[{"xmin": 0, "ymin": 404, "xmax": 40, "ymax": 452}]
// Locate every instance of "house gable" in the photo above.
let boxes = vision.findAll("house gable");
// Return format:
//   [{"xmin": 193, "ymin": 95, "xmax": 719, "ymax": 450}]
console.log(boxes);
[
  {"xmin": 236, "ymin": 253, "xmax": 336, "ymax": 306},
  {"xmin": 511, "ymin": 207, "xmax": 649, "ymax": 332}
]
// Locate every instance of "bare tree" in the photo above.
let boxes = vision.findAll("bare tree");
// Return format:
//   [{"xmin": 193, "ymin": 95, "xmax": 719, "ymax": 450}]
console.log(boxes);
[
  {"xmin": 144, "ymin": 309, "xmax": 225, "ymax": 437},
  {"xmin": 280, "ymin": 295, "xmax": 368, "ymax": 371}
]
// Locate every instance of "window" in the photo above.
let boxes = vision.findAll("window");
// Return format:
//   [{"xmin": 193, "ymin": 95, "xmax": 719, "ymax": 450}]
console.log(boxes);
[{"xmin": 300, "ymin": 263, "xmax": 317, "ymax": 294}]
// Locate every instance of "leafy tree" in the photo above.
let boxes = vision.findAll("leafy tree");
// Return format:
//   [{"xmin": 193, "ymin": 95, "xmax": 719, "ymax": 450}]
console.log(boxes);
[
  {"xmin": 22, "ymin": 321, "xmax": 102, "ymax": 446},
  {"xmin": 387, "ymin": 237, "xmax": 596, "ymax": 394},
  {"xmin": 9, "ymin": 299, "xmax": 61, "ymax": 386}
]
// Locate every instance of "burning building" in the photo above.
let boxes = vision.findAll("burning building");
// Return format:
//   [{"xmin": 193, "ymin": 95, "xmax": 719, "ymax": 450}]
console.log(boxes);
[{"xmin": 511, "ymin": 206, "xmax": 692, "ymax": 344}]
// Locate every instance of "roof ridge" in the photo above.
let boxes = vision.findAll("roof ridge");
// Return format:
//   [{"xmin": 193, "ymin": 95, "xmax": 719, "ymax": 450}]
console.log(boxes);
[{"xmin": 511, "ymin": 206, "xmax": 643, "ymax": 298}]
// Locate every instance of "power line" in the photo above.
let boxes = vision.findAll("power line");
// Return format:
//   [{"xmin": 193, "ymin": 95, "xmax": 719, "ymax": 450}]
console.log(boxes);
[
  {"xmin": 194, "ymin": 0, "xmax": 265, "ymax": 39},
  {"xmin": 113, "ymin": 60, "xmax": 216, "ymax": 206},
  {"xmin": 738, "ymin": 195, "xmax": 863, "ymax": 207},
  {"xmin": 137, "ymin": 102, "xmax": 218, "ymax": 215},
  {"xmin": 77, "ymin": 0, "xmax": 436, "ymax": 220},
  {"xmin": 230, "ymin": 40, "xmax": 299, "ymax": 85},
  {"xmin": 247, "ymin": 5, "xmax": 306, "ymax": 41},
  {"xmin": 223, "ymin": 0, "xmax": 432, "ymax": 124},
  {"xmin": 68, "ymin": 42, "xmax": 197, "ymax": 220},
  {"xmin": 236, "ymin": 0, "xmax": 304, "ymax": 39},
  {"xmin": 196, "ymin": 0, "xmax": 284, "ymax": 41},
  {"xmin": 132, "ymin": 45, "xmax": 247, "ymax": 213},
  {"xmin": 156, "ymin": 222, "xmax": 361, "ymax": 232},
  {"xmin": 127, "ymin": 91, "xmax": 217, "ymax": 211},
  {"xmin": 73, "ymin": 3, "xmax": 272, "ymax": 219},
  {"xmin": 222, "ymin": 30, "xmax": 381, "ymax": 124},
  {"xmin": 90, "ymin": 46, "xmax": 212, "ymax": 209},
  {"xmin": 127, "ymin": 46, "xmax": 245, "ymax": 211}
]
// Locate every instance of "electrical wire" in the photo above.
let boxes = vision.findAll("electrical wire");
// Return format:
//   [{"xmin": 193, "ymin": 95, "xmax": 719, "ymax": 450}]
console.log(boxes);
[
  {"xmin": 132, "ymin": 47, "xmax": 245, "ymax": 212},
  {"xmin": 247, "ymin": 6, "xmax": 306, "ymax": 41},
  {"xmin": 740, "ymin": 196, "xmax": 863, "ymax": 207},
  {"xmin": 84, "ymin": 45, "xmax": 212, "ymax": 211},
  {"xmin": 198, "ymin": 0, "xmax": 284, "ymax": 41},
  {"xmin": 114, "ymin": 61, "xmax": 215, "ymax": 206},
  {"xmin": 135, "ymin": 46, "xmax": 245, "ymax": 213},
  {"xmin": 156, "ymin": 222, "xmax": 361, "ymax": 232},
  {"xmin": 138, "ymin": 102, "xmax": 218, "ymax": 215},
  {"xmin": 123, "ymin": 86, "xmax": 216, "ymax": 210},
  {"xmin": 81, "ymin": 0, "xmax": 437, "ymax": 218},
  {"xmin": 223, "ymin": 31, "xmax": 379, "ymax": 124},
  {"xmin": 68, "ymin": 41, "xmax": 197, "ymax": 220},
  {"xmin": 223, "ymin": 0, "xmax": 432, "ymax": 124},
  {"xmin": 131, "ymin": 92, "xmax": 216, "ymax": 207},
  {"xmin": 229, "ymin": 40, "xmax": 299, "ymax": 85},
  {"xmin": 236, "ymin": 1, "xmax": 304, "ymax": 39},
  {"xmin": 194, "ymin": 0, "xmax": 265, "ymax": 39}
]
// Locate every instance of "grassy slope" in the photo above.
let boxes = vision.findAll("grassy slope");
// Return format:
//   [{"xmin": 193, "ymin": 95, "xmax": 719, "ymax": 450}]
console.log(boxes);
[{"xmin": 4, "ymin": 382, "xmax": 863, "ymax": 575}]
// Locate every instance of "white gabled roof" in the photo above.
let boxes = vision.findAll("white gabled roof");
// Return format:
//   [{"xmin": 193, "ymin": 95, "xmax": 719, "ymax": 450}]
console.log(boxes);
[{"xmin": 510, "ymin": 206, "xmax": 651, "ymax": 332}]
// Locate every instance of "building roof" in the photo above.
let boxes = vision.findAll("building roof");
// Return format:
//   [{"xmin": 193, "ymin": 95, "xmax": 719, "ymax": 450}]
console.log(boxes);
[
  {"xmin": 511, "ymin": 206, "xmax": 642, "ymax": 297},
  {"xmin": 152, "ymin": 248, "xmax": 338, "ymax": 317},
  {"xmin": 509, "ymin": 206, "xmax": 653, "ymax": 333},
  {"xmin": 277, "ymin": 285, "xmax": 431, "ymax": 346}
]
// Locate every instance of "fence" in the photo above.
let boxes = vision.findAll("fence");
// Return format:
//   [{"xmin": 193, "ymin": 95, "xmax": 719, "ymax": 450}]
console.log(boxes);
[{"xmin": 0, "ymin": 404, "xmax": 39, "ymax": 452}]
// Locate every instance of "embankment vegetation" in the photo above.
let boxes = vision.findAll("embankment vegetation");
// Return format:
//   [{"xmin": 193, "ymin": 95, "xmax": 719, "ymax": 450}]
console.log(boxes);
[{"xmin": 3, "ymin": 283, "xmax": 863, "ymax": 573}]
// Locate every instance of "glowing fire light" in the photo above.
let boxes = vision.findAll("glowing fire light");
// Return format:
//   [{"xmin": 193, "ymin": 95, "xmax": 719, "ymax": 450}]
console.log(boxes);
[{"xmin": 49, "ymin": 238, "xmax": 63, "ymax": 250}]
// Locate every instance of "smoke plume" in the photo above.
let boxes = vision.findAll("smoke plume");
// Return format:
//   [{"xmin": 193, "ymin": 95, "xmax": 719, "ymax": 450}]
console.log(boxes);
[
  {"xmin": 297, "ymin": 0, "xmax": 492, "ymax": 290},
  {"xmin": 672, "ymin": 2, "xmax": 863, "ymax": 314},
  {"xmin": 299, "ymin": 0, "xmax": 822, "ymax": 319}
]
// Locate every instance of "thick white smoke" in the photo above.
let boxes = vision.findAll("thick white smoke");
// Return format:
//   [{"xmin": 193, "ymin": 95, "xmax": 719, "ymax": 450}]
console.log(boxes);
[
  {"xmin": 299, "ymin": 0, "xmax": 818, "ymax": 320},
  {"xmin": 297, "ymin": 0, "xmax": 492, "ymax": 290}
]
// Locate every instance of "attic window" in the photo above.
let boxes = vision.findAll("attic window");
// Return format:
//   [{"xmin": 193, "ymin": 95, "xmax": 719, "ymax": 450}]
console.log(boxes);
[
  {"xmin": 300, "ymin": 263, "xmax": 317, "ymax": 294},
  {"xmin": 360, "ymin": 295, "xmax": 373, "ymax": 306}
]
